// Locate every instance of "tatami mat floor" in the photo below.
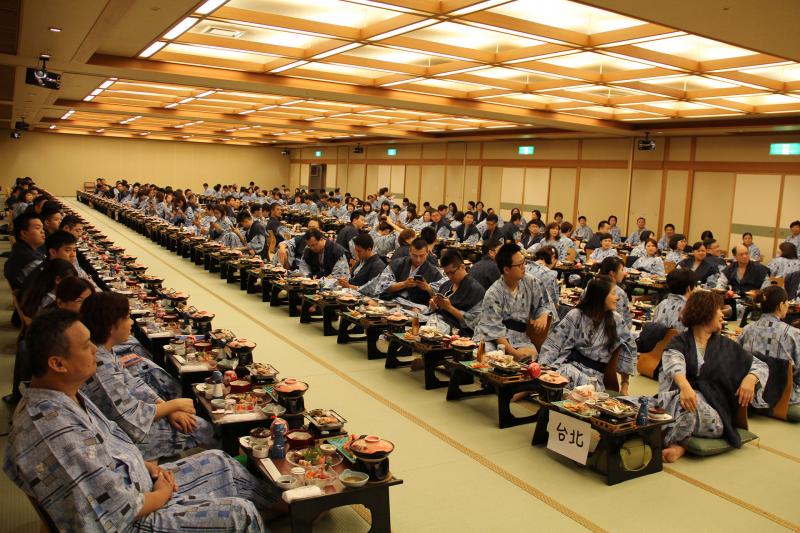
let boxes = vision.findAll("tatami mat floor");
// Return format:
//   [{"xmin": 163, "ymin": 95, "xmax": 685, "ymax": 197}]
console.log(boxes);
[{"xmin": 2, "ymin": 198, "xmax": 800, "ymax": 532}]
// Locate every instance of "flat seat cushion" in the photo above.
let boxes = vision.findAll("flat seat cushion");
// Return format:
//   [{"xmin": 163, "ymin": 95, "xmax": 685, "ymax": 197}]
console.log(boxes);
[
  {"xmin": 686, "ymin": 429, "xmax": 759, "ymax": 456},
  {"xmin": 787, "ymin": 404, "xmax": 800, "ymax": 422}
]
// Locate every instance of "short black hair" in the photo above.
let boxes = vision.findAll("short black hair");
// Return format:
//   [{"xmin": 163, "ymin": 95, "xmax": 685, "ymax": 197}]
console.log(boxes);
[
  {"xmin": 236, "ymin": 210, "xmax": 252, "ymax": 224},
  {"xmin": 26, "ymin": 309, "xmax": 82, "ymax": 377},
  {"xmin": 496, "ymin": 242, "xmax": 521, "ymax": 273},
  {"xmin": 598, "ymin": 232, "xmax": 613, "ymax": 241},
  {"xmin": 440, "ymin": 249, "xmax": 464, "ymax": 269},
  {"xmin": 59, "ymin": 214, "xmax": 83, "ymax": 230},
  {"xmin": 350, "ymin": 210, "xmax": 364, "ymax": 223},
  {"xmin": 13, "ymin": 212, "xmax": 42, "ymax": 240},
  {"xmin": 597, "ymin": 220, "xmax": 609, "ymax": 230},
  {"xmin": 668, "ymin": 234, "xmax": 686, "ymax": 250},
  {"xmin": 80, "ymin": 292, "xmax": 130, "ymax": 345},
  {"xmin": 742, "ymin": 232, "xmax": 752, "ymax": 238},
  {"xmin": 353, "ymin": 233, "xmax": 373, "ymax": 250},
  {"xmin": 790, "ymin": 220, "xmax": 800, "ymax": 229},
  {"xmin": 640, "ymin": 230, "xmax": 654, "ymax": 242},
  {"xmin": 534, "ymin": 245, "xmax": 557, "ymax": 264},
  {"xmin": 304, "ymin": 228, "xmax": 324, "ymax": 242},
  {"xmin": 599, "ymin": 256, "xmax": 624, "ymax": 276},
  {"xmin": 419, "ymin": 226, "xmax": 437, "ymax": 245},
  {"xmin": 578, "ymin": 215, "xmax": 587, "ymax": 222},
  {"xmin": 481, "ymin": 238, "xmax": 501, "ymax": 256},
  {"xmin": 411, "ymin": 237, "xmax": 428, "ymax": 251},
  {"xmin": 664, "ymin": 223, "xmax": 675, "ymax": 231},
  {"xmin": 666, "ymin": 268, "xmax": 697, "ymax": 295},
  {"xmin": 554, "ymin": 212, "xmax": 563, "ymax": 218},
  {"xmin": 45, "ymin": 230, "xmax": 77, "ymax": 253},
  {"xmin": 487, "ymin": 213, "xmax": 499, "ymax": 223},
  {"xmin": 40, "ymin": 201, "xmax": 62, "ymax": 220}
]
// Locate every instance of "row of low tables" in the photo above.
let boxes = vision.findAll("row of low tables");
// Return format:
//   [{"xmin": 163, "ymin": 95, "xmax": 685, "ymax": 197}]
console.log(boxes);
[
  {"xmin": 77, "ymin": 191, "xmax": 674, "ymax": 486},
  {"xmin": 71, "ymin": 194, "xmax": 404, "ymax": 530}
]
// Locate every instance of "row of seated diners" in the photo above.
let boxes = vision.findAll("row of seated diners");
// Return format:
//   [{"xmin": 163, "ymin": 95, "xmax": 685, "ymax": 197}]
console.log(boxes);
[
  {"xmin": 78, "ymin": 184, "xmax": 800, "ymax": 469},
  {"xmin": 3, "ymin": 185, "xmax": 398, "ymax": 532}
]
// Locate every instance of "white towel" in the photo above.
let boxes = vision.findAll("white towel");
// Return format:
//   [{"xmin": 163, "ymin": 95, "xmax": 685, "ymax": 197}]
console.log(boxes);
[{"xmin": 282, "ymin": 485, "xmax": 323, "ymax": 503}]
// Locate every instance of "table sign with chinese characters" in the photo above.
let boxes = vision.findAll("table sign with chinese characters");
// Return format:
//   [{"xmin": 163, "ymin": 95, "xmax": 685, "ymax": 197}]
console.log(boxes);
[{"xmin": 546, "ymin": 410, "xmax": 591, "ymax": 465}]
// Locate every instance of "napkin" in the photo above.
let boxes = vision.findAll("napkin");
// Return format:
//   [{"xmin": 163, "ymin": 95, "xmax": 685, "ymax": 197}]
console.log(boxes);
[{"xmin": 282, "ymin": 486, "xmax": 323, "ymax": 503}]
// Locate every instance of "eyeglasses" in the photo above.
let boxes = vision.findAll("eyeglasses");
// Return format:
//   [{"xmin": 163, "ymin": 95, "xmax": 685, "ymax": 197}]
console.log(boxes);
[{"xmin": 511, "ymin": 261, "xmax": 526, "ymax": 269}]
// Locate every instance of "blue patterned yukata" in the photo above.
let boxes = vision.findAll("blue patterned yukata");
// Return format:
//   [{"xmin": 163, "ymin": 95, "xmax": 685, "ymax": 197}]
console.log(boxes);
[{"xmin": 738, "ymin": 314, "xmax": 800, "ymax": 407}]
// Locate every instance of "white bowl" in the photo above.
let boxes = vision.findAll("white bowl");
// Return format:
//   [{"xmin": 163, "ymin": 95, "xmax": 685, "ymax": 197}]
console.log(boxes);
[
  {"xmin": 275, "ymin": 475, "xmax": 301, "ymax": 490},
  {"xmin": 339, "ymin": 470, "xmax": 369, "ymax": 488}
]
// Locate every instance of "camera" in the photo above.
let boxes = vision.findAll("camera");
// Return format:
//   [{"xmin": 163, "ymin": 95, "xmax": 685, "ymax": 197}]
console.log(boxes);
[{"xmin": 25, "ymin": 54, "xmax": 61, "ymax": 90}]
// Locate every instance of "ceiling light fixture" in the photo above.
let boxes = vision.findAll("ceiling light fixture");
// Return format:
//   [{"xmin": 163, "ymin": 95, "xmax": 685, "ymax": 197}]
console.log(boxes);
[
  {"xmin": 139, "ymin": 41, "xmax": 166, "ymax": 58},
  {"xmin": 195, "ymin": 0, "xmax": 227, "ymax": 15},
  {"xmin": 179, "ymin": 97, "xmax": 195, "ymax": 104},
  {"xmin": 433, "ymin": 65, "xmax": 489, "ymax": 77},
  {"xmin": 281, "ymin": 100, "xmax": 305, "ymax": 106},
  {"xmin": 367, "ymin": 20, "xmax": 437, "ymax": 41},
  {"xmin": 48, "ymin": 27, "xmax": 61, "ymax": 33},
  {"xmin": 270, "ymin": 60, "xmax": 308, "ymax": 73},
  {"xmin": 96, "ymin": 129, "xmax": 104, "ymax": 133},
  {"xmin": 90, "ymin": 88, "xmax": 103, "ymax": 96},
  {"xmin": 311, "ymin": 43, "xmax": 361, "ymax": 60},
  {"xmin": 49, "ymin": 124, "xmax": 56, "ymax": 129},
  {"xmin": 343, "ymin": 0, "xmax": 423, "ymax": 14},
  {"xmin": 258, "ymin": 105, "xmax": 277, "ymax": 111},
  {"xmin": 164, "ymin": 17, "xmax": 199, "ymax": 40},
  {"xmin": 99, "ymin": 80, "xmax": 114, "ymax": 89},
  {"xmin": 196, "ymin": 90, "xmax": 217, "ymax": 98},
  {"xmin": 60, "ymin": 110, "xmax": 75, "ymax": 119},
  {"xmin": 164, "ymin": 103, "xmax": 178, "ymax": 109},
  {"xmin": 83, "ymin": 95, "xmax": 95, "ymax": 101},
  {"xmin": 238, "ymin": 109, "xmax": 255, "ymax": 114}
]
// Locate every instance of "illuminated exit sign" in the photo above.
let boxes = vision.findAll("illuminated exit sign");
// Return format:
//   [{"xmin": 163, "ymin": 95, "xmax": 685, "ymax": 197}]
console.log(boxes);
[
  {"xmin": 387, "ymin": 148, "xmax": 397, "ymax": 156},
  {"xmin": 770, "ymin": 143, "xmax": 800, "ymax": 155},
  {"xmin": 314, "ymin": 150, "xmax": 323, "ymax": 157},
  {"xmin": 518, "ymin": 146, "xmax": 535, "ymax": 155}
]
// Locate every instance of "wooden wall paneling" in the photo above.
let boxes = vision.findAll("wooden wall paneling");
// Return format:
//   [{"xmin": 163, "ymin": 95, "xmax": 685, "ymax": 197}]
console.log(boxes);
[
  {"xmin": 548, "ymin": 167, "xmax": 577, "ymax": 223},
  {"xmin": 390, "ymin": 165, "xmax": 405, "ymax": 198},
  {"xmin": 446, "ymin": 165, "xmax": 466, "ymax": 208},
  {"xmin": 573, "ymin": 140, "xmax": 582, "ymax": 223},
  {"xmin": 347, "ymin": 164, "xmax": 365, "ymax": 200},
  {"xmin": 420, "ymin": 165, "xmax": 445, "ymax": 205},
  {"xmin": 404, "ymin": 165, "xmax": 421, "ymax": 205},
  {"xmin": 476, "ymin": 142, "xmax": 484, "ymax": 201},
  {"xmin": 289, "ymin": 163, "xmax": 300, "ymax": 191},
  {"xmin": 500, "ymin": 167, "xmax": 525, "ymax": 218},
  {"xmin": 689, "ymin": 171, "xmax": 736, "ymax": 245},
  {"xmin": 463, "ymin": 166, "xmax": 480, "ymax": 207},
  {"xmin": 523, "ymin": 167, "xmax": 550, "ymax": 218},
  {"xmin": 481, "ymin": 166, "xmax": 502, "ymax": 214},
  {"xmin": 656, "ymin": 137, "xmax": 671, "ymax": 232},
  {"xmin": 662, "ymin": 170, "xmax": 689, "ymax": 235},
  {"xmin": 365, "ymin": 165, "xmax": 380, "ymax": 198},
  {"xmin": 683, "ymin": 138, "xmax": 697, "ymax": 237},
  {"xmin": 778, "ymin": 175, "xmax": 800, "ymax": 255},
  {"xmin": 577, "ymin": 168, "xmax": 629, "ymax": 230},
  {"xmin": 628, "ymin": 169, "xmax": 664, "ymax": 236},
  {"xmin": 729, "ymin": 173, "xmax": 781, "ymax": 260}
]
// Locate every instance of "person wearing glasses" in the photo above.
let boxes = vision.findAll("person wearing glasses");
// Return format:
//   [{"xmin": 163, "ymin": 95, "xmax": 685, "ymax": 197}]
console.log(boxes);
[
  {"xmin": 426, "ymin": 250, "xmax": 485, "ymax": 337},
  {"xmin": 475, "ymin": 243, "xmax": 555, "ymax": 360}
]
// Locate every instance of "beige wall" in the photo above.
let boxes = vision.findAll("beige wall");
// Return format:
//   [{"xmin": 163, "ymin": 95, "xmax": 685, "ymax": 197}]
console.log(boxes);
[{"xmin": 0, "ymin": 131, "xmax": 289, "ymax": 196}]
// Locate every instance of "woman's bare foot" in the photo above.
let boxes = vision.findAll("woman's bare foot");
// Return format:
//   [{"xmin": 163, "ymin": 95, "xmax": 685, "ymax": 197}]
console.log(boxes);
[{"xmin": 662, "ymin": 444, "xmax": 686, "ymax": 463}]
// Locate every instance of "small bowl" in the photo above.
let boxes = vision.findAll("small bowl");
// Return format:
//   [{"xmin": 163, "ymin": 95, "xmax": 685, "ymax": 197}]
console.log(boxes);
[
  {"xmin": 262, "ymin": 403, "xmax": 287, "ymax": 417},
  {"xmin": 339, "ymin": 470, "xmax": 369, "ymax": 488},
  {"xmin": 319, "ymin": 444, "xmax": 337, "ymax": 455},
  {"xmin": 594, "ymin": 392, "xmax": 610, "ymax": 401},
  {"xmin": 275, "ymin": 475, "xmax": 301, "ymax": 490},
  {"xmin": 210, "ymin": 398, "xmax": 226, "ymax": 410}
]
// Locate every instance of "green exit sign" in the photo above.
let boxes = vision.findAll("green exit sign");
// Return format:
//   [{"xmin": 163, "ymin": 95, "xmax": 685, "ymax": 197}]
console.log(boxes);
[
  {"xmin": 387, "ymin": 148, "xmax": 397, "ymax": 156},
  {"xmin": 518, "ymin": 146, "xmax": 535, "ymax": 155},
  {"xmin": 314, "ymin": 150, "xmax": 323, "ymax": 157},
  {"xmin": 770, "ymin": 143, "xmax": 800, "ymax": 155}
]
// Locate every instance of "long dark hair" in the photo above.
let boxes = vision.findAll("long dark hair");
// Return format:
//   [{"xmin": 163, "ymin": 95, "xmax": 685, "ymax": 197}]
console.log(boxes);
[
  {"xmin": 577, "ymin": 278, "xmax": 619, "ymax": 351},
  {"xmin": 20, "ymin": 259, "xmax": 77, "ymax": 318}
]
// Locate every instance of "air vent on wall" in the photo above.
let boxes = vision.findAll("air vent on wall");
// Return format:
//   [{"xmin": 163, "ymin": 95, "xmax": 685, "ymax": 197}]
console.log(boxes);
[{"xmin": 203, "ymin": 27, "xmax": 244, "ymax": 38}]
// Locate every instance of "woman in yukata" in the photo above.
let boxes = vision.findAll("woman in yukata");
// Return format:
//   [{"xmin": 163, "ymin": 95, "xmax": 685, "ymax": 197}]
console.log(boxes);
[
  {"xmin": 589, "ymin": 233, "xmax": 618, "ymax": 263},
  {"xmin": 607, "ymin": 215, "xmax": 622, "ymax": 243},
  {"xmin": 538, "ymin": 277, "xmax": 637, "ymax": 394},
  {"xmin": 209, "ymin": 204, "xmax": 241, "ymax": 248},
  {"xmin": 539, "ymin": 222, "xmax": 568, "ymax": 261},
  {"xmin": 665, "ymin": 234, "xmax": 688, "ymax": 265},
  {"xmin": 632, "ymin": 238, "xmax": 666, "ymax": 276},
  {"xmin": 628, "ymin": 230, "xmax": 654, "ymax": 259},
  {"xmin": 738, "ymin": 285, "xmax": 800, "ymax": 409},
  {"xmin": 597, "ymin": 256, "xmax": 633, "ymax": 331},
  {"xmin": 678, "ymin": 241, "xmax": 720, "ymax": 287},
  {"xmin": 657, "ymin": 290, "xmax": 767, "ymax": 463},
  {"xmin": 768, "ymin": 242, "xmax": 800, "ymax": 278},
  {"xmin": 79, "ymin": 292, "xmax": 216, "ymax": 461}
]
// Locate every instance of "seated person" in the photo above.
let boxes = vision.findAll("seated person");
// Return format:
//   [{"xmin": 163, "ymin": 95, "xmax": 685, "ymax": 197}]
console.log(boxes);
[
  {"xmin": 628, "ymin": 230, "xmax": 654, "ymax": 259},
  {"xmin": 652, "ymin": 269, "xmax": 697, "ymax": 334},
  {"xmin": 535, "ymin": 222, "xmax": 569, "ymax": 261},
  {"xmin": 625, "ymin": 217, "xmax": 649, "ymax": 246},
  {"xmin": 455, "ymin": 211, "xmax": 480, "ymax": 244},
  {"xmin": 656, "ymin": 290, "xmax": 767, "ymax": 462},
  {"xmin": 631, "ymin": 238, "xmax": 665, "ymax": 276},
  {"xmin": 573, "ymin": 215, "xmax": 593, "ymax": 241},
  {"xmin": 428, "ymin": 250, "xmax": 485, "ymax": 336},
  {"xmin": 481, "ymin": 213, "xmax": 502, "ymax": 243},
  {"xmin": 336, "ymin": 210, "xmax": 365, "ymax": 260},
  {"xmin": 588, "ymin": 233, "xmax": 617, "ymax": 263},
  {"xmin": 237, "ymin": 210, "xmax": 267, "ymax": 258},
  {"xmin": 392, "ymin": 226, "xmax": 438, "ymax": 266},
  {"xmin": 297, "ymin": 228, "xmax": 350, "ymax": 279},
  {"xmin": 585, "ymin": 220, "xmax": 609, "ymax": 249},
  {"xmin": 559, "ymin": 222, "xmax": 579, "ymax": 260},
  {"xmin": 525, "ymin": 245, "xmax": 560, "ymax": 309},
  {"xmin": 665, "ymin": 234, "xmax": 687, "ymax": 264},
  {"xmin": 4, "ymin": 310, "xmax": 277, "ymax": 532},
  {"xmin": 20, "ymin": 258, "xmax": 78, "ymax": 320},
  {"xmin": 678, "ymin": 241, "xmax": 720, "ymax": 287},
  {"xmin": 429, "ymin": 209, "xmax": 451, "ymax": 240},
  {"xmin": 500, "ymin": 212, "xmax": 522, "ymax": 243},
  {"xmin": 275, "ymin": 217, "xmax": 319, "ymax": 270},
  {"xmin": 607, "ymin": 214, "xmax": 622, "ymax": 243},
  {"xmin": 4, "ymin": 212, "xmax": 46, "ymax": 292},
  {"xmin": 40, "ymin": 201, "xmax": 63, "ymax": 237},
  {"xmin": 46, "ymin": 229, "xmax": 94, "ymax": 284},
  {"xmin": 539, "ymin": 278, "xmax": 637, "ymax": 393},
  {"xmin": 738, "ymin": 286, "xmax": 800, "ymax": 409},
  {"xmin": 658, "ymin": 223, "xmax": 676, "ymax": 251},
  {"xmin": 338, "ymin": 233, "xmax": 386, "ymax": 296},
  {"xmin": 265, "ymin": 202, "xmax": 286, "ymax": 246},
  {"xmin": 742, "ymin": 232, "xmax": 761, "ymax": 262},
  {"xmin": 598, "ymin": 256, "xmax": 633, "ymax": 332},
  {"xmin": 390, "ymin": 228, "xmax": 416, "ymax": 259},
  {"xmin": 767, "ymin": 242, "xmax": 800, "ymax": 278},
  {"xmin": 377, "ymin": 238, "xmax": 443, "ymax": 305},
  {"xmin": 80, "ymin": 293, "xmax": 216, "ymax": 461},
  {"xmin": 716, "ymin": 245, "xmax": 770, "ymax": 294},
  {"xmin": 370, "ymin": 220, "xmax": 399, "ymax": 258},
  {"xmin": 474, "ymin": 243, "xmax": 553, "ymax": 360},
  {"xmin": 520, "ymin": 220, "xmax": 542, "ymax": 250},
  {"xmin": 470, "ymin": 238, "xmax": 502, "ymax": 290}
]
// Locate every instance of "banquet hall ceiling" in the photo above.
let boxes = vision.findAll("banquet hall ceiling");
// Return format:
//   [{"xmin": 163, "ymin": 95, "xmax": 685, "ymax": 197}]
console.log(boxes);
[{"xmin": 3, "ymin": 0, "xmax": 800, "ymax": 146}]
